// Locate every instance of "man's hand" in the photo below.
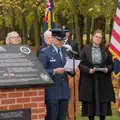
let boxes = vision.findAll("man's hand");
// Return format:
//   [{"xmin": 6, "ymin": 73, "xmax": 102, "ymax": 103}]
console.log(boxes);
[{"xmin": 54, "ymin": 68, "xmax": 65, "ymax": 74}]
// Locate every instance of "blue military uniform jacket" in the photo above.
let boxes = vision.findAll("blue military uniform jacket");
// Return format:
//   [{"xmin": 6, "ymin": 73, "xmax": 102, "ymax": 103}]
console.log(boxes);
[
  {"xmin": 39, "ymin": 45, "xmax": 71, "ymax": 100},
  {"xmin": 36, "ymin": 46, "xmax": 46, "ymax": 57}
]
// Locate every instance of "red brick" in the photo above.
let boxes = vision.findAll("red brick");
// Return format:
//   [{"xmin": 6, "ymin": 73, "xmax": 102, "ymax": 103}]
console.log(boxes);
[
  {"xmin": 38, "ymin": 103, "xmax": 45, "ymax": 107},
  {"xmin": 38, "ymin": 91, "xmax": 44, "ymax": 96},
  {"xmin": 1, "ymin": 99, "xmax": 15, "ymax": 104},
  {"xmin": 8, "ymin": 92, "xmax": 23, "ymax": 98},
  {"xmin": 17, "ymin": 98, "xmax": 30, "ymax": 103},
  {"xmin": 32, "ymin": 115, "xmax": 37, "ymax": 119},
  {"xmin": 24, "ymin": 103, "xmax": 37, "ymax": 108},
  {"xmin": 31, "ymin": 97, "xmax": 44, "ymax": 102},
  {"xmin": 0, "ymin": 87, "xmax": 46, "ymax": 119},
  {"xmin": 32, "ymin": 108, "xmax": 44, "ymax": 114},
  {"xmin": 38, "ymin": 114, "xmax": 45, "ymax": 119},
  {"xmin": 1, "ymin": 88, "xmax": 16, "ymax": 92},
  {"xmin": 39, "ymin": 88, "xmax": 44, "ymax": 91},
  {"xmin": 24, "ymin": 91, "xmax": 37, "ymax": 97},
  {"xmin": 16, "ymin": 88, "xmax": 30, "ymax": 92},
  {"xmin": 9, "ymin": 104, "xmax": 23, "ymax": 110},
  {"xmin": 0, "ymin": 93, "xmax": 7, "ymax": 98},
  {"xmin": 31, "ymin": 87, "xmax": 42, "ymax": 90},
  {"xmin": 0, "ymin": 106, "xmax": 8, "ymax": 110}
]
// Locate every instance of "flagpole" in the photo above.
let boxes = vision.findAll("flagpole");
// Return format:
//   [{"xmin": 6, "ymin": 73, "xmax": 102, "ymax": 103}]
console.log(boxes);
[{"xmin": 50, "ymin": 0, "xmax": 53, "ymax": 29}]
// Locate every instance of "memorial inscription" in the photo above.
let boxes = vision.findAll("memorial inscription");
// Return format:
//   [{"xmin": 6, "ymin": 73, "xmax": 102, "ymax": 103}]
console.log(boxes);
[
  {"xmin": 0, "ymin": 108, "xmax": 31, "ymax": 120},
  {"xmin": 0, "ymin": 45, "xmax": 54, "ymax": 88}
]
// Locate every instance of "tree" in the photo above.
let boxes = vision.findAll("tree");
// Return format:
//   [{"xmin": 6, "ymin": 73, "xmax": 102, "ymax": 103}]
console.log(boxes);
[
  {"xmin": 20, "ymin": 0, "xmax": 27, "ymax": 44},
  {"xmin": 72, "ymin": 0, "xmax": 81, "ymax": 52},
  {"xmin": 33, "ymin": 0, "xmax": 40, "ymax": 50}
]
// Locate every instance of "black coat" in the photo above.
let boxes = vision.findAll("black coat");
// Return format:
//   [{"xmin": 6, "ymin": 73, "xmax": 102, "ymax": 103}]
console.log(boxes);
[{"xmin": 79, "ymin": 44, "xmax": 115, "ymax": 102}]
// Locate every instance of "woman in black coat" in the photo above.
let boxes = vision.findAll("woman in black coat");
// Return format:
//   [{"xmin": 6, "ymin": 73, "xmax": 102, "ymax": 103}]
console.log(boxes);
[{"xmin": 79, "ymin": 29, "xmax": 115, "ymax": 120}]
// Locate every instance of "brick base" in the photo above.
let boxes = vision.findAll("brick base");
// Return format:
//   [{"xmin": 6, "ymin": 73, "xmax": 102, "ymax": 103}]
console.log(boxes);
[{"xmin": 0, "ymin": 87, "xmax": 45, "ymax": 120}]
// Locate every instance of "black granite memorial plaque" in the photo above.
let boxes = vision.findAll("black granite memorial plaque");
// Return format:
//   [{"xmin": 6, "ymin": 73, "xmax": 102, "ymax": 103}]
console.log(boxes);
[
  {"xmin": 0, "ymin": 45, "xmax": 54, "ymax": 88},
  {"xmin": 0, "ymin": 108, "xmax": 31, "ymax": 120}
]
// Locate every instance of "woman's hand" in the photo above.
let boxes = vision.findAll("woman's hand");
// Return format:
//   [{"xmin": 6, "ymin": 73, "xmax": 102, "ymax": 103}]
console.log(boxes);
[
  {"xmin": 104, "ymin": 68, "xmax": 108, "ymax": 73},
  {"xmin": 89, "ymin": 69, "xmax": 95, "ymax": 74}
]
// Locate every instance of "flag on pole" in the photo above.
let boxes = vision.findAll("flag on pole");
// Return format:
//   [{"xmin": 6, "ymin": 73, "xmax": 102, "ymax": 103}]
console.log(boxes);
[
  {"xmin": 42, "ymin": 0, "xmax": 56, "ymax": 47},
  {"xmin": 112, "ymin": 58, "xmax": 120, "ymax": 78},
  {"xmin": 109, "ymin": 0, "xmax": 120, "ymax": 114},
  {"xmin": 109, "ymin": 0, "xmax": 120, "ymax": 78},
  {"xmin": 109, "ymin": 0, "xmax": 120, "ymax": 60}
]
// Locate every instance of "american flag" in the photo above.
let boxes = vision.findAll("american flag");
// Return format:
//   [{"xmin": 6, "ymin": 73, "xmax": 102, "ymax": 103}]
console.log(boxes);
[
  {"xmin": 109, "ymin": 0, "xmax": 120, "ymax": 115},
  {"xmin": 42, "ymin": 0, "xmax": 56, "ymax": 47},
  {"xmin": 109, "ymin": 0, "xmax": 120, "ymax": 60},
  {"xmin": 109, "ymin": 0, "xmax": 120, "ymax": 78}
]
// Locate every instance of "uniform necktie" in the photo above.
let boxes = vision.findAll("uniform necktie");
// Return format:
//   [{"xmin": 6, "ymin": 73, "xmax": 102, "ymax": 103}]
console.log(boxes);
[{"xmin": 58, "ymin": 48, "xmax": 63, "ymax": 64}]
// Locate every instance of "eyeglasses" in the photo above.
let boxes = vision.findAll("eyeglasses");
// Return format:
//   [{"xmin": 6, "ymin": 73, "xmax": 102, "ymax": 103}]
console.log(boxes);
[{"xmin": 10, "ymin": 36, "xmax": 20, "ymax": 39}]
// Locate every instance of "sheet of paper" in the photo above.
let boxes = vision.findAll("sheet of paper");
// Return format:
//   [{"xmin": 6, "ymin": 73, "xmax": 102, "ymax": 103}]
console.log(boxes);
[
  {"xmin": 64, "ymin": 59, "xmax": 81, "ymax": 72},
  {"xmin": 93, "ymin": 68, "xmax": 105, "ymax": 72}
]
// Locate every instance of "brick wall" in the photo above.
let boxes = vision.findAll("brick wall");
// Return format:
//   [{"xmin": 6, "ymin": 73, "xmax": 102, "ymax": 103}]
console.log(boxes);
[{"xmin": 0, "ymin": 87, "xmax": 45, "ymax": 120}]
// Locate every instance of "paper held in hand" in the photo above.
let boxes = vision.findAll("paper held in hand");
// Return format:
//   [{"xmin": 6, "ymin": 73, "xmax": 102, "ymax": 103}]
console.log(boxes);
[
  {"xmin": 64, "ymin": 59, "xmax": 81, "ymax": 72},
  {"xmin": 93, "ymin": 67, "xmax": 105, "ymax": 72}
]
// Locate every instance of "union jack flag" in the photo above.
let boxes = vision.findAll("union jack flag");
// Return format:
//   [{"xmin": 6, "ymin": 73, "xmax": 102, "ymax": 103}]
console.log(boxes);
[{"xmin": 42, "ymin": 0, "xmax": 56, "ymax": 47}]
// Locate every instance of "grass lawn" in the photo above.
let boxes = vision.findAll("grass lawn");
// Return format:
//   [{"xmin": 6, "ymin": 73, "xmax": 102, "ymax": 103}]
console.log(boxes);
[{"xmin": 76, "ymin": 115, "xmax": 119, "ymax": 120}]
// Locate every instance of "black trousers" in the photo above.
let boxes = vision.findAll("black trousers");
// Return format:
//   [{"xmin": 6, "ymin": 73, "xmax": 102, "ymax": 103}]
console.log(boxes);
[{"xmin": 45, "ymin": 99, "xmax": 69, "ymax": 120}]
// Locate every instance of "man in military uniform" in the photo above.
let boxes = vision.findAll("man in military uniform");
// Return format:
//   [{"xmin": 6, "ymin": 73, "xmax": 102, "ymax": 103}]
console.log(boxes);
[
  {"xmin": 39, "ymin": 28, "xmax": 71, "ymax": 120},
  {"xmin": 62, "ymin": 26, "xmax": 79, "ymax": 59}
]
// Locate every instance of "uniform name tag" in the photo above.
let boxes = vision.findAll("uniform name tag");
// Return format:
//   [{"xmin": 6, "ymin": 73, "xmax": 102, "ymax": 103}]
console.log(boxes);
[{"xmin": 50, "ymin": 59, "xmax": 56, "ymax": 62}]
